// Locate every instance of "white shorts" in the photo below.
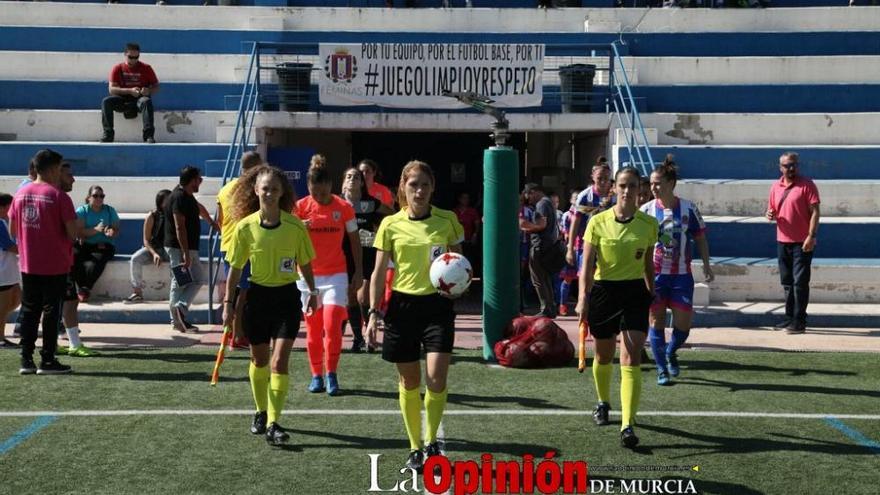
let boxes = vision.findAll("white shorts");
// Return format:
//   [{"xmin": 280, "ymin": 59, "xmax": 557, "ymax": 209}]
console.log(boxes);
[{"xmin": 297, "ymin": 272, "xmax": 349, "ymax": 310}]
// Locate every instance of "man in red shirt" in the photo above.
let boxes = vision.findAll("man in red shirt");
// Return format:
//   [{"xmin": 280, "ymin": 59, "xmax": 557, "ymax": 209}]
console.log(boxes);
[
  {"xmin": 101, "ymin": 42, "xmax": 160, "ymax": 143},
  {"xmin": 766, "ymin": 152, "xmax": 821, "ymax": 334}
]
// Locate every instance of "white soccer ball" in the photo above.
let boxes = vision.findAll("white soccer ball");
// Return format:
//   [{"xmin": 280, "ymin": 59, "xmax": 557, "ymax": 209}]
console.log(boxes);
[{"xmin": 429, "ymin": 252, "xmax": 473, "ymax": 298}]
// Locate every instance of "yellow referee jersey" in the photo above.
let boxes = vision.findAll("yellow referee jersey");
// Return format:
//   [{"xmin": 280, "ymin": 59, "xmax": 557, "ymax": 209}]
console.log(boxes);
[
  {"xmin": 374, "ymin": 207, "xmax": 464, "ymax": 296},
  {"xmin": 216, "ymin": 178, "xmax": 238, "ymax": 253},
  {"xmin": 583, "ymin": 208, "xmax": 658, "ymax": 281},
  {"xmin": 226, "ymin": 211, "xmax": 315, "ymax": 287}
]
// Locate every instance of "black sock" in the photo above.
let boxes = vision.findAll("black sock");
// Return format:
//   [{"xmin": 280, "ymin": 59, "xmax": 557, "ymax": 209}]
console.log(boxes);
[{"xmin": 348, "ymin": 305, "xmax": 363, "ymax": 340}]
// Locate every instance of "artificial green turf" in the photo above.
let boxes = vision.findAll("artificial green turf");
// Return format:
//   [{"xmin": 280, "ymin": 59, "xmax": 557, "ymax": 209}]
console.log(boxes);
[{"xmin": 0, "ymin": 348, "xmax": 878, "ymax": 495}]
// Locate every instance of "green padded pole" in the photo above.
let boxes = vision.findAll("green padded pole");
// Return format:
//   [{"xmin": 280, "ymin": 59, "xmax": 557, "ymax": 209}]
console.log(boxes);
[{"xmin": 482, "ymin": 145, "xmax": 520, "ymax": 361}]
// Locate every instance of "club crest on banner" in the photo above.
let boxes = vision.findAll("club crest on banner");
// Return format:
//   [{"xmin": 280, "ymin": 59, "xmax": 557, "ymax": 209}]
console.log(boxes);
[{"xmin": 324, "ymin": 49, "xmax": 358, "ymax": 83}]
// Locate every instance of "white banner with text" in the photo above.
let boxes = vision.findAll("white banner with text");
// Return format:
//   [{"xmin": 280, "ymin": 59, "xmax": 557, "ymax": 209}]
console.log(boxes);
[{"xmin": 318, "ymin": 43, "xmax": 544, "ymax": 108}]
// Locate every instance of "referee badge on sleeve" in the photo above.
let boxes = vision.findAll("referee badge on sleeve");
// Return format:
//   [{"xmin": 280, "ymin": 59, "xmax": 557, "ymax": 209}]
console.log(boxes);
[
  {"xmin": 430, "ymin": 245, "xmax": 445, "ymax": 262},
  {"xmin": 280, "ymin": 257, "xmax": 294, "ymax": 273}
]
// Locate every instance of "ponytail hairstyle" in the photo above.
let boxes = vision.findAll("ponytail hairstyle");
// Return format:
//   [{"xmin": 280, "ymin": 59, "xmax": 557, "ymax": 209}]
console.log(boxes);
[
  {"xmin": 397, "ymin": 160, "xmax": 435, "ymax": 210},
  {"xmin": 307, "ymin": 154, "xmax": 332, "ymax": 186},
  {"xmin": 652, "ymin": 153, "xmax": 679, "ymax": 187}
]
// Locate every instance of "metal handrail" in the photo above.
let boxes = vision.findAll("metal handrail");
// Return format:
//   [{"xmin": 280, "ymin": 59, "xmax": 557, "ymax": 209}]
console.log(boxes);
[
  {"xmin": 610, "ymin": 42, "xmax": 654, "ymax": 177},
  {"xmin": 207, "ymin": 41, "xmax": 259, "ymax": 324}
]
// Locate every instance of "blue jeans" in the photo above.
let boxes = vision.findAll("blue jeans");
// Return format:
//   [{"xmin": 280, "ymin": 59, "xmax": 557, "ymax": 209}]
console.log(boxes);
[
  {"xmin": 166, "ymin": 248, "xmax": 204, "ymax": 321},
  {"xmin": 777, "ymin": 242, "xmax": 813, "ymax": 325}
]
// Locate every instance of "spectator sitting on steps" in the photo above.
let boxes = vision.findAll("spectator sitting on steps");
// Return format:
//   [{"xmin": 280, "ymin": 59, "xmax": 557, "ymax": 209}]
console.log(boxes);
[{"xmin": 100, "ymin": 42, "xmax": 160, "ymax": 144}]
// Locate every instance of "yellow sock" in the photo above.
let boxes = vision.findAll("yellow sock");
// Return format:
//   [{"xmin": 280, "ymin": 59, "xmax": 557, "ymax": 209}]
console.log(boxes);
[
  {"xmin": 248, "ymin": 362, "xmax": 269, "ymax": 413},
  {"xmin": 424, "ymin": 388, "xmax": 448, "ymax": 445},
  {"xmin": 398, "ymin": 383, "xmax": 422, "ymax": 450},
  {"xmin": 620, "ymin": 365, "xmax": 642, "ymax": 431},
  {"xmin": 267, "ymin": 373, "xmax": 290, "ymax": 425},
  {"xmin": 592, "ymin": 360, "xmax": 613, "ymax": 404}
]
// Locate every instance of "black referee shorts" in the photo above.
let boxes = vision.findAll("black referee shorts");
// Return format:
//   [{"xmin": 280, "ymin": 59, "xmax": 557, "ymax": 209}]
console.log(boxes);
[
  {"xmin": 243, "ymin": 282, "xmax": 303, "ymax": 346},
  {"xmin": 588, "ymin": 279, "xmax": 652, "ymax": 339},
  {"xmin": 382, "ymin": 291, "xmax": 455, "ymax": 363}
]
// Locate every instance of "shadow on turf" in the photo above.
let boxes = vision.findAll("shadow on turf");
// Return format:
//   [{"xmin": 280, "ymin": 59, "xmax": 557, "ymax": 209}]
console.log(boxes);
[
  {"xmin": 73, "ymin": 370, "xmax": 249, "ymax": 382},
  {"xmin": 285, "ymin": 427, "xmax": 559, "ymax": 457},
  {"xmin": 639, "ymin": 423, "xmax": 876, "ymax": 458},
  {"xmin": 682, "ymin": 359, "xmax": 856, "ymax": 377},
  {"xmin": 344, "ymin": 388, "xmax": 567, "ymax": 409},
  {"xmin": 677, "ymin": 376, "xmax": 880, "ymax": 398},
  {"xmin": 95, "ymin": 351, "xmax": 249, "ymax": 364}
]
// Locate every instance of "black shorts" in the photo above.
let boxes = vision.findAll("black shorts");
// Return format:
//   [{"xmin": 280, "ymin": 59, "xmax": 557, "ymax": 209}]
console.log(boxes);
[
  {"xmin": 63, "ymin": 273, "xmax": 77, "ymax": 301},
  {"xmin": 243, "ymin": 282, "xmax": 303, "ymax": 346},
  {"xmin": 382, "ymin": 291, "xmax": 455, "ymax": 363},
  {"xmin": 588, "ymin": 279, "xmax": 652, "ymax": 339}
]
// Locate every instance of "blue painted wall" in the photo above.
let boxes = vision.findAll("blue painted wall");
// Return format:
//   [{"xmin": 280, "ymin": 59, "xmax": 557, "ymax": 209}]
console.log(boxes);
[
  {"xmin": 0, "ymin": 143, "xmax": 230, "ymax": 177},
  {"xmin": 3, "ymin": 27, "xmax": 880, "ymax": 56},
  {"xmin": 5, "ymin": 79, "xmax": 879, "ymax": 114},
  {"xmin": 619, "ymin": 146, "xmax": 880, "ymax": 180},
  {"xmin": 110, "ymin": 218, "xmax": 213, "ymax": 256},
  {"xmin": 634, "ymin": 85, "xmax": 880, "ymax": 113},
  {"xmin": 0, "ymin": 81, "xmax": 239, "ymax": 111},
  {"xmin": 703, "ymin": 220, "xmax": 880, "ymax": 258}
]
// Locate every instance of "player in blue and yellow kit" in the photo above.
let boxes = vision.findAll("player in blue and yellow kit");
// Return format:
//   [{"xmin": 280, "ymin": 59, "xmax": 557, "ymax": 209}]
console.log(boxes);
[
  {"xmin": 576, "ymin": 166, "xmax": 658, "ymax": 449},
  {"xmin": 223, "ymin": 165, "xmax": 318, "ymax": 446},
  {"xmin": 366, "ymin": 160, "xmax": 464, "ymax": 473}
]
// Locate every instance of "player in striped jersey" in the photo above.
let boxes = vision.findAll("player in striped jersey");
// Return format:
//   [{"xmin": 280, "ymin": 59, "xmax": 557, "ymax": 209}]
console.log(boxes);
[
  {"xmin": 565, "ymin": 159, "xmax": 614, "ymax": 268},
  {"xmin": 639, "ymin": 156, "xmax": 714, "ymax": 386}
]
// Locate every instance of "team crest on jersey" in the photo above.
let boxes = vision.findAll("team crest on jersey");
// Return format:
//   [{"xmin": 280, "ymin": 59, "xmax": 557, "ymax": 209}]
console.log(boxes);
[
  {"xmin": 430, "ymin": 245, "xmax": 445, "ymax": 261},
  {"xmin": 635, "ymin": 248, "xmax": 645, "ymax": 260},
  {"xmin": 23, "ymin": 204, "xmax": 38, "ymax": 224},
  {"xmin": 332, "ymin": 211, "xmax": 341, "ymax": 221},
  {"xmin": 279, "ymin": 257, "xmax": 294, "ymax": 273}
]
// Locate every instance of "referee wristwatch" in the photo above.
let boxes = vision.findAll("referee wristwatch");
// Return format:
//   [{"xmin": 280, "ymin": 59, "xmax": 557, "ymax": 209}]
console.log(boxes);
[{"xmin": 368, "ymin": 308, "xmax": 384, "ymax": 319}]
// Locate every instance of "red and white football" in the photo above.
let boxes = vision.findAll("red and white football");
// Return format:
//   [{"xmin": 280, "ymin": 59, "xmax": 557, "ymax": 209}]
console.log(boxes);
[{"xmin": 429, "ymin": 252, "xmax": 473, "ymax": 298}]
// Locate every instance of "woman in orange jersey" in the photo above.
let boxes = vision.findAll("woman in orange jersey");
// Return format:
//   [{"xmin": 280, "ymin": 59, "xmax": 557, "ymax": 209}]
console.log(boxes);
[{"xmin": 295, "ymin": 155, "xmax": 362, "ymax": 396}]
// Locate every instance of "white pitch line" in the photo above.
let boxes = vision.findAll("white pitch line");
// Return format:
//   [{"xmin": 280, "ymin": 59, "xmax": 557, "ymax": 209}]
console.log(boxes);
[{"xmin": 0, "ymin": 409, "xmax": 878, "ymax": 419}]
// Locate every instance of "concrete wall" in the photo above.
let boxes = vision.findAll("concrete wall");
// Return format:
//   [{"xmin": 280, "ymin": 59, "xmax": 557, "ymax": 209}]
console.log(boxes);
[
  {"xmin": 703, "ymin": 260, "xmax": 880, "ymax": 304},
  {"xmin": 676, "ymin": 180, "xmax": 880, "ymax": 217},
  {"xmin": 640, "ymin": 113, "xmax": 880, "ymax": 146},
  {"xmin": 3, "ymin": 4, "xmax": 875, "ymax": 33},
  {"xmin": 0, "ymin": 110, "xmax": 235, "ymax": 143}
]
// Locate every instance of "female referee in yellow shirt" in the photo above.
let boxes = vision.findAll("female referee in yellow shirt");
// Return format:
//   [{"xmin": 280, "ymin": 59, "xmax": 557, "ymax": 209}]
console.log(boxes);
[
  {"xmin": 576, "ymin": 166, "xmax": 658, "ymax": 449},
  {"xmin": 223, "ymin": 165, "xmax": 319, "ymax": 446},
  {"xmin": 366, "ymin": 160, "xmax": 464, "ymax": 473}
]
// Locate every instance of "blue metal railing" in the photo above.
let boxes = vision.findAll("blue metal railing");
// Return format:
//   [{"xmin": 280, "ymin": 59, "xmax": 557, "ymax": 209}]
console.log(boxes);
[
  {"xmin": 207, "ymin": 41, "xmax": 260, "ymax": 324},
  {"xmin": 610, "ymin": 42, "xmax": 654, "ymax": 177}
]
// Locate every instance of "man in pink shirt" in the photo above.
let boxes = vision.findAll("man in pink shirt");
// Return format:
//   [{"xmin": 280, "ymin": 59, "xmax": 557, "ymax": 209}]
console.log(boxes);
[
  {"xmin": 766, "ymin": 152, "xmax": 821, "ymax": 334},
  {"xmin": 10, "ymin": 149, "xmax": 79, "ymax": 374}
]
